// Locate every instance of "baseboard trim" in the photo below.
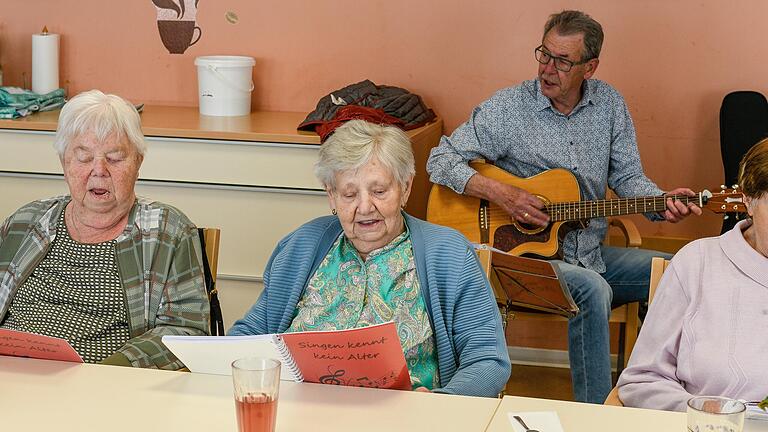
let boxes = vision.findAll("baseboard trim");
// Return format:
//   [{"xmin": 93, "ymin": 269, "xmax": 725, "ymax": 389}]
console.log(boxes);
[{"xmin": 508, "ymin": 346, "xmax": 619, "ymax": 370}]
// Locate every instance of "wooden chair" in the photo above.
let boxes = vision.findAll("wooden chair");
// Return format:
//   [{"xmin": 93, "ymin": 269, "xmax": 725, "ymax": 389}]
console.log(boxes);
[
  {"xmin": 604, "ymin": 256, "xmax": 670, "ymax": 406},
  {"xmin": 424, "ymin": 169, "xmax": 653, "ymax": 373},
  {"xmin": 198, "ymin": 228, "xmax": 223, "ymax": 335},
  {"xmin": 201, "ymin": 228, "xmax": 221, "ymax": 288},
  {"xmin": 647, "ymin": 256, "xmax": 670, "ymax": 305}
]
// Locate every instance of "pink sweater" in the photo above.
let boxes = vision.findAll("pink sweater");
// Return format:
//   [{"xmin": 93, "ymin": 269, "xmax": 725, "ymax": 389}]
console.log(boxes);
[{"xmin": 618, "ymin": 220, "xmax": 768, "ymax": 411}]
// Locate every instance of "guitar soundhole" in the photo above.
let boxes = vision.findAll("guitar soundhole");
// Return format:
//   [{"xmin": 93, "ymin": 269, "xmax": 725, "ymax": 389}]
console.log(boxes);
[
  {"xmin": 517, "ymin": 221, "xmax": 540, "ymax": 231},
  {"xmin": 493, "ymin": 224, "xmax": 552, "ymax": 252}
]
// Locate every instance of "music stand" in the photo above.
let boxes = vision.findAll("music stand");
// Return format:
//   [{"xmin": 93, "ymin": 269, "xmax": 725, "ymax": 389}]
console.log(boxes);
[{"xmin": 475, "ymin": 247, "xmax": 578, "ymax": 318}]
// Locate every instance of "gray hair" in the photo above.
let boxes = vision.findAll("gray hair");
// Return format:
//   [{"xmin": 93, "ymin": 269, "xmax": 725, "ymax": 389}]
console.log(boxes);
[
  {"xmin": 544, "ymin": 10, "xmax": 604, "ymax": 62},
  {"xmin": 54, "ymin": 89, "xmax": 146, "ymax": 157},
  {"xmin": 315, "ymin": 120, "xmax": 415, "ymax": 191},
  {"xmin": 739, "ymin": 137, "xmax": 768, "ymax": 200}
]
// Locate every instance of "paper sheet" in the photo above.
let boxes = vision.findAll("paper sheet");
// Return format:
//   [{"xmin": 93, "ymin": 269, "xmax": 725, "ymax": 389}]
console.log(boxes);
[
  {"xmin": 508, "ymin": 411, "xmax": 565, "ymax": 432},
  {"xmin": 746, "ymin": 404, "xmax": 768, "ymax": 422}
]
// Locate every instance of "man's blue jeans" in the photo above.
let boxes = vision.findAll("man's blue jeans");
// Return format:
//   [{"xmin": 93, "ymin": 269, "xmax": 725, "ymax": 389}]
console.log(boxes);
[{"xmin": 552, "ymin": 246, "xmax": 672, "ymax": 404}]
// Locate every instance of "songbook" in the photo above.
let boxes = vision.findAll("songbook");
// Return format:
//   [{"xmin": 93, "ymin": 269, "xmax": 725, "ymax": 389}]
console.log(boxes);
[
  {"xmin": 161, "ymin": 333, "xmax": 303, "ymax": 380},
  {"xmin": 161, "ymin": 321, "xmax": 411, "ymax": 390},
  {"xmin": 0, "ymin": 328, "xmax": 84, "ymax": 363}
]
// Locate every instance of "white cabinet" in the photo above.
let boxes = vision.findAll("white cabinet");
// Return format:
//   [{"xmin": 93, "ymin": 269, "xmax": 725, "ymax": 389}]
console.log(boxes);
[
  {"xmin": 0, "ymin": 129, "xmax": 328, "ymax": 280},
  {"xmin": 0, "ymin": 107, "xmax": 442, "ymax": 328},
  {"xmin": 0, "ymin": 129, "xmax": 329, "ymax": 327}
]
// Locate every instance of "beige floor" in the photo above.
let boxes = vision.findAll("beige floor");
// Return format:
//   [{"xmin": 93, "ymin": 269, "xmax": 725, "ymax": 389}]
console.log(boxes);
[{"xmin": 505, "ymin": 364, "xmax": 574, "ymax": 401}]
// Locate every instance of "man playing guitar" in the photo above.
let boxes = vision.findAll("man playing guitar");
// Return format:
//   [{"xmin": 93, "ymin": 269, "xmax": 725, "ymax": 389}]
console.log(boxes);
[{"xmin": 426, "ymin": 10, "xmax": 701, "ymax": 404}]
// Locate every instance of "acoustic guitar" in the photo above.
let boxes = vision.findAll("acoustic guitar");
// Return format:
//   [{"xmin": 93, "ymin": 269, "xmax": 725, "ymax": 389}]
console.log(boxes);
[{"xmin": 427, "ymin": 161, "xmax": 747, "ymax": 258}]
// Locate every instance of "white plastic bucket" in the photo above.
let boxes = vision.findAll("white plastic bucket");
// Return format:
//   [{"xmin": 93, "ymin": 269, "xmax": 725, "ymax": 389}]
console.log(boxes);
[{"xmin": 194, "ymin": 55, "xmax": 255, "ymax": 116}]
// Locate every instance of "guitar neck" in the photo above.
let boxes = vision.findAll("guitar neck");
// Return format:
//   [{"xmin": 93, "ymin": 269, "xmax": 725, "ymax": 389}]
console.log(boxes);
[{"xmin": 546, "ymin": 193, "xmax": 701, "ymax": 222}]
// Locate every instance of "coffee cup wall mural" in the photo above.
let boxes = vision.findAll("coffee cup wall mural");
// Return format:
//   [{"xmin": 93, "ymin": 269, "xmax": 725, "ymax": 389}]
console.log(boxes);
[{"xmin": 153, "ymin": 0, "xmax": 202, "ymax": 54}]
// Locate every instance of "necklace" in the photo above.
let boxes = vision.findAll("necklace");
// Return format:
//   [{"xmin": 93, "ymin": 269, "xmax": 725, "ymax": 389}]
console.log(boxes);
[
  {"xmin": 64, "ymin": 204, "xmax": 126, "ymax": 244},
  {"xmin": 64, "ymin": 205, "xmax": 91, "ymax": 242}
]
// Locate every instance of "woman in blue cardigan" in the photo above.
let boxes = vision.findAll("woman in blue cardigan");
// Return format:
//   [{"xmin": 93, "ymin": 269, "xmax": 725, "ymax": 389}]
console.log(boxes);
[{"xmin": 229, "ymin": 120, "xmax": 510, "ymax": 397}]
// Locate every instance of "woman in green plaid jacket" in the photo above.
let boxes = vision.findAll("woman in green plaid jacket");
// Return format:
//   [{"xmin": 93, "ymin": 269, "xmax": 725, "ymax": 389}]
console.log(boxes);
[{"xmin": 0, "ymin": 90, "xmax": 209, "ymax": 369}]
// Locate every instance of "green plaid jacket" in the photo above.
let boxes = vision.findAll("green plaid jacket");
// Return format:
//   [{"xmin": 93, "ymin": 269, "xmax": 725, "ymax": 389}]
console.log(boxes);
[{"xmin": 0, "ymin": 196, "xmax": 210, "ymax": 369}]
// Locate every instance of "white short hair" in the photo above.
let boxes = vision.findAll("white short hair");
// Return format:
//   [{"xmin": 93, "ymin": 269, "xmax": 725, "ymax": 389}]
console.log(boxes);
[
  {"xmin": 54, "ymin": 90, "xmax": 146, "ymax": 157},
  {"xmin": 315, "ymin": 120, "xmax": 415, "ymax": 190}
]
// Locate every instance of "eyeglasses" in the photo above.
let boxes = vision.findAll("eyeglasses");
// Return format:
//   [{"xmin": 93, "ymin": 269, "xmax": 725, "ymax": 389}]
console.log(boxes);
[{"xmin": 534, "ymin": 45, "xmax": 591, "ymax": 72}]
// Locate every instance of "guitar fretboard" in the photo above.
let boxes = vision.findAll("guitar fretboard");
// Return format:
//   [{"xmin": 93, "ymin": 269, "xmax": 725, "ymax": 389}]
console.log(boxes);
[{"xmin": 545, "ymin": 194, "xmax": 701, "ymax": 222}]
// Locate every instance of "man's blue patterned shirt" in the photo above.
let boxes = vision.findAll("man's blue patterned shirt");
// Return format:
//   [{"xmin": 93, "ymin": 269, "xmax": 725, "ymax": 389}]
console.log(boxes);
[{"xmin": 427, "ymin": 78, "xmax": 663, "ymax": 272}]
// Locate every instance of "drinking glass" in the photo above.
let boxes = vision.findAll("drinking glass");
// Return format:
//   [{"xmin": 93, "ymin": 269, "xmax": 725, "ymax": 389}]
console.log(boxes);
[
  {"xmin": 687, "ymin": 396, "xmax": 746, "ymax": 432},
  {"xmin": 232, "ymin": 357, "xmax": 281, "ymax": 432}
]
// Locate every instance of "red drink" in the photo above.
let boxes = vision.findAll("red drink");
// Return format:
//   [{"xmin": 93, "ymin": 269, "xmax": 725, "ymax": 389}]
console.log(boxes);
[{"xmin": 235, "ymin": 393, "xmax": 277, "ymax": 432}]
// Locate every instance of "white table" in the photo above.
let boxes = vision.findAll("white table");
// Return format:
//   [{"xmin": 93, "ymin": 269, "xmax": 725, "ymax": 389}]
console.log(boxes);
[
  {"xmin": 485, "ymin": 395, "xmax": 768, "ymax": 432},
  {"xmin": 0, "ymin": 356, "xmax": 500, "ymax": 432}
]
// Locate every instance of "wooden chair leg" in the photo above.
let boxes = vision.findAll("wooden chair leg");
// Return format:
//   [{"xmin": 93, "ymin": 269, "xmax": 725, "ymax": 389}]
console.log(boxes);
[
  {"xmin": 623, "ymin": 302, "xmax": 640, "ymax": 370},
  {"xmin": 616, "ymin": 323, "xmax": 626, "ymax": 383}
]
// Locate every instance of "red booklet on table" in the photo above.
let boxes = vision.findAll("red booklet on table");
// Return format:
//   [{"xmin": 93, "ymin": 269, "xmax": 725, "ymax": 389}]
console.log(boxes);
[
  {"xmin": 163, "ymin": 321, "xmax": 411, "ymax": 391},
  {"xmin": 0, "ymin": 328, "xmax": 83, "ymax": 363},
  {"xmin": 278, "ymin": 321, "xmax": 411, "ymax": 390}
]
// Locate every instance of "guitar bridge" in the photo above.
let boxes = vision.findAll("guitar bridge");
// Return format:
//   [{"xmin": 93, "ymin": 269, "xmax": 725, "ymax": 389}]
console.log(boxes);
[{"xmin": 479, "ymin": 199, "xmax": 490, "ymax": 244}]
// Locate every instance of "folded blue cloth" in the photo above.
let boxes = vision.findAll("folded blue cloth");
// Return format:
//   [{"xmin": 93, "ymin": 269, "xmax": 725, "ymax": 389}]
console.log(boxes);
[{"xmin": 0, "ymin": 87, "xmax": 66, "ymax": 119}]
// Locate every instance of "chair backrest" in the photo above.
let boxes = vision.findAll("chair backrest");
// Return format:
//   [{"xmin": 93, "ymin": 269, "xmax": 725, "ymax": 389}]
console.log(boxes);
[
  {"xmin": 606, "ymin": 217, "xmax": 642, "ymax": 248},
  {"xmin": 720, "ymin": 91, "xmax": 768, "ymax": 233},
  {"xmin": 198, "ymin": 228, "xmax": 224, "ymax": 335},
  {"xmin": 605, "ymin": 256, "xmax": 671, "ymax": 407},
  {"xmin": 648, "ymin": 256, "xmax": 670, "ymax": 305},
  {"xmin": 201, "ymin": 228, "xmax": 221, "ymax": 286}
]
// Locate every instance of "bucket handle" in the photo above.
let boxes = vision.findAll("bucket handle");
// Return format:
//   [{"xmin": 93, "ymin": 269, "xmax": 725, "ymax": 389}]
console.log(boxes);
[{"xmin": 207, "ymin": 64, "xmax": 255, "ymax": 93}]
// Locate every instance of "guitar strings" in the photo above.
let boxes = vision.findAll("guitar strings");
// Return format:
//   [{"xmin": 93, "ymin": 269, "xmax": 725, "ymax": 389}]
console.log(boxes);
[{"xmin": 484, "ymin": 194, "xmax": 701, "ymax": 222}]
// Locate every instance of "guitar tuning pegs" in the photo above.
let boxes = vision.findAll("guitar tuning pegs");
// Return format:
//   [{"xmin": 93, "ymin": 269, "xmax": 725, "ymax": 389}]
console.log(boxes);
[
  {"xmin": 720, "ymin": 184, "xmax": 727, "ymax": 190},
  {"xmin": 723, "ymin": 215, "xmax": 729, "ymax": 220},
  {"xmin": 731, "ymin": 184, "xmax": 739, "ymax": 190}
]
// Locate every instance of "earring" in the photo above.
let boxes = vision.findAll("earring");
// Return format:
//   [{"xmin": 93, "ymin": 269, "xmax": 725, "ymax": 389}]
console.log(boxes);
[{"xmin": 332, "ymin": 209, "xmax": 337, "ymax": 215}]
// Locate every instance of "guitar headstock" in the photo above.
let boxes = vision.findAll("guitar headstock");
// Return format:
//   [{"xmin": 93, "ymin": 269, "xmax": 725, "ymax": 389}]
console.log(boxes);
[{"xmin": 701, "ymin": 186, "xmax": 747, "ymax": 214}]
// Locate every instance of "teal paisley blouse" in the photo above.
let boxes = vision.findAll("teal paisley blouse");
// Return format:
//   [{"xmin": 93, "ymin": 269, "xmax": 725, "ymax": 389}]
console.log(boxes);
[{"xmin": 286, "ymin": 229, "xmax": 440, "ymax": 390}]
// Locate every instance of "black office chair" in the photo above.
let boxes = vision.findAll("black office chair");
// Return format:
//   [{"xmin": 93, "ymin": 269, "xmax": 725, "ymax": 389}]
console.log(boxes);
[{"xmin": 719, "ymin": 91, "xmax": 768, "ymax": 233}]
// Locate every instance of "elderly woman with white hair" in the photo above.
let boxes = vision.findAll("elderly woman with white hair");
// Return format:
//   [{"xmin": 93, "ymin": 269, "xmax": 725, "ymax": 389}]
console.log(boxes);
[
  {"xmin": 229, "ymin": 120, "xmax": 511, "ymax": 397},
  {"xmin": 0, "ymin": 90, "xmax": 209, "ymax": 369}
]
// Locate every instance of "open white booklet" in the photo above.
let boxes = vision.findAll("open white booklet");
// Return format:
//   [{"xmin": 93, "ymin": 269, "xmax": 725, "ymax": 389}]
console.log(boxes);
[
  {"xmin": 162, "ymin": 322, "xmax": 412, "ymax": 390},
  {"xmin": 161, "ymin": 334, "xmax": 302, "ymax": 381}
]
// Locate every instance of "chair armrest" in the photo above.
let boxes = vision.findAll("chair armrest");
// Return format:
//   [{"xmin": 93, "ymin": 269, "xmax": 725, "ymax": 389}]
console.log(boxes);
[
  {"xmin": 603, "ymin": 386, "xmax": 624, "ymax": 406},
  {"xmin": 608, "ymin": 217, "xmax": 642, "ymax": 248}
]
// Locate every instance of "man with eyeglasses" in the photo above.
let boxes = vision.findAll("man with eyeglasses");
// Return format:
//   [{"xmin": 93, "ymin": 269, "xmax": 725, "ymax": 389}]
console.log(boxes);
[{"xmin": 427, "ymin": 10, "xmax": 701, "ymax": 404}]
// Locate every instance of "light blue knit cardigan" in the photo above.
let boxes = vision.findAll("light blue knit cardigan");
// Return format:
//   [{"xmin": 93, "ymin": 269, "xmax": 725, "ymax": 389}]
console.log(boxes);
[{"xmin": 229, "ymin": 213, "xmax": 511, "ymax": 397}]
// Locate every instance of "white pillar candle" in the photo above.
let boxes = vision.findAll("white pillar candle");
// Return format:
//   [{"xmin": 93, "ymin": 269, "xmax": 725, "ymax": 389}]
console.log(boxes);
[{"xmin": 32, "ymin": 30, "xmax": 59, "ymax": 94}]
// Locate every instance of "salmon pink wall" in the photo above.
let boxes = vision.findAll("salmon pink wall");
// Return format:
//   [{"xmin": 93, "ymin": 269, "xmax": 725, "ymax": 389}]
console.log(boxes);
[{"xmin": 2, "ymin": 1, "xmax": 766, "ymax": 240}]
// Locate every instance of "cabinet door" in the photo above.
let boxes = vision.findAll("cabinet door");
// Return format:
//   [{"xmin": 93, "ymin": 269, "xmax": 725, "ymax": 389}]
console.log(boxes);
[
  {"xmin": 135, "ymin": 182, "xmax": 328, "ymax": 278},
  {"xmin": 141, "ymin": 136, "xmax": 321, "ymax": 189}
]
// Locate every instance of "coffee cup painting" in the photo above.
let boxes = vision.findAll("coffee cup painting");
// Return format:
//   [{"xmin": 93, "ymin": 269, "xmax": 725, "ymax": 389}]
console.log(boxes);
[{"xmin": 153, "ymin": 0, "xmax": 202, "ymax": 54}]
